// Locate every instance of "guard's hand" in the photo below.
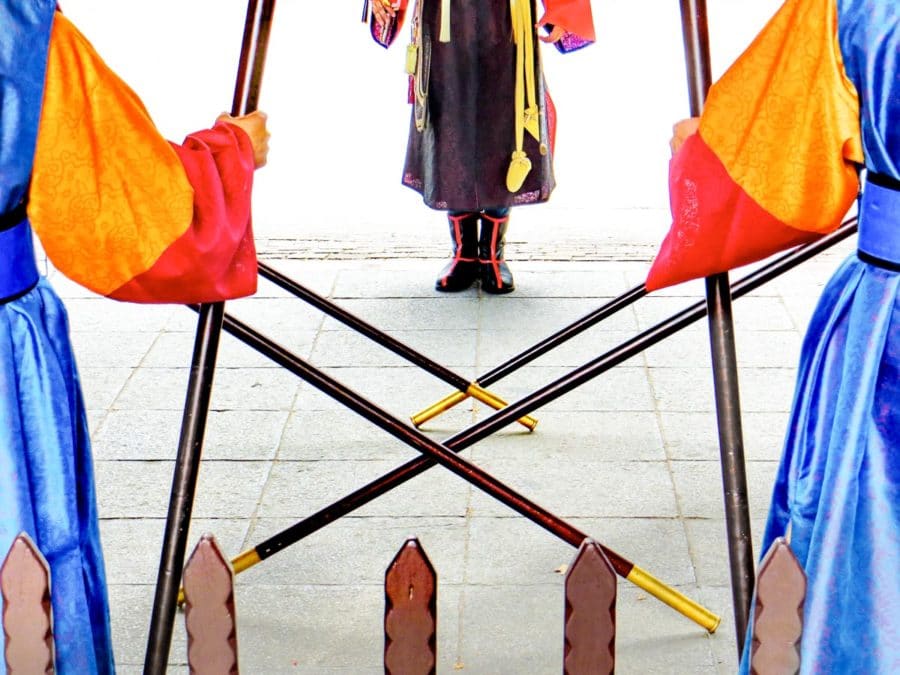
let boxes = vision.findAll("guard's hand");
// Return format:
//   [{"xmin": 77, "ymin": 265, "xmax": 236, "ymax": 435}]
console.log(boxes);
[
  {"xmin": 371, "ymin": 0, "xmax": 396, "ymax": 27},
  {"xmin": 670, "ymin": 117, "xmax": 700, "ymax": 156},
  {"xmin": 218, "ymin": 110, "xmax": 270, "ymax": 168},
  {"xmin": 538, "ymin": 25, "xmax": 566, "ymax": 43}
]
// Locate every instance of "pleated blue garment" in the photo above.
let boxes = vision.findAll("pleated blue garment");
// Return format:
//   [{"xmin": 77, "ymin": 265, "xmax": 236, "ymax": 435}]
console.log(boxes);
[
  {"xmin": 0, "ymin": 271, "xmax": 115, "ymax": 674},
  {"xmin": 740, "ymin": 181, "xmax": 900, "ymax": 673},
  {"xmin": 1, "ymin": 0, "xmax": 115, "ymax": 671}
]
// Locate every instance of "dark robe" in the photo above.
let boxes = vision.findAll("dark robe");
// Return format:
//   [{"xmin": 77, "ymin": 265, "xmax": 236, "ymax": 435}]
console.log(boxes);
[{"xmin": 402, "ymin": 1, "xmax": 568, "ymax": 211}]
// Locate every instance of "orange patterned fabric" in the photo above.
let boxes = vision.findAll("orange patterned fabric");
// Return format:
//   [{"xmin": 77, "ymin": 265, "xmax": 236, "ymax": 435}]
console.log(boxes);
[
  {"xmin": 29, "ymin": 13, "xmax": 195, "ymax": 296},
  {"xmin": 698, "ymin": 0, "xmax": 862, "ymax": 233}
]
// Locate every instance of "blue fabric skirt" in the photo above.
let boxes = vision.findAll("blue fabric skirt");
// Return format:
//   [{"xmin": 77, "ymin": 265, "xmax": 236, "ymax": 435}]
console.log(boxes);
[
  {"xmin": 0, "ymin": 278, "xmax": 114, "ymax": 674},
  {"xmin": 740, "ymin": 252, "xmax": 900, "ymax": 672}
]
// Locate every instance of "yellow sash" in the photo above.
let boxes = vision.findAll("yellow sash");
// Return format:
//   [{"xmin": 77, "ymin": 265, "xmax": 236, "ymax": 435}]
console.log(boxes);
[
  {"xmin": 506, "ymin": 0, "xmax": 541, "ymax": 191},
  {"xmin": 429, "ymin": 0, "xmax": 543, "ymax": 192}
]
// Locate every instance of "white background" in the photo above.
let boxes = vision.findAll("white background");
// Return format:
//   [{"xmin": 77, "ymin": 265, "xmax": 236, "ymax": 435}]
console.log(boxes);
[{"xmin": 59, "ymin": 0, "xmax": 784, "ymax": 243}]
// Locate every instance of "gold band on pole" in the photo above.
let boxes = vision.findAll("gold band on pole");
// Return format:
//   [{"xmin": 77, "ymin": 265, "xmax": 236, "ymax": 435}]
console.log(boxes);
[
  {"xmin": 410, "ymin": 385, "xmax": 538, "ymax": 430},
  {"xmin": 626, "ymin": 565, "xmax": 721, "ymax": 633},
  {"xmin": 232, "ymin": 548, "xmax": 263, "ymax": 574},
  {"xmin": 466, "ymin": 383, "xmax": 538, "ymax": 431},
  {"xmin": 410, "ymin": 390, "xmax": 469, "ymax": 426}
]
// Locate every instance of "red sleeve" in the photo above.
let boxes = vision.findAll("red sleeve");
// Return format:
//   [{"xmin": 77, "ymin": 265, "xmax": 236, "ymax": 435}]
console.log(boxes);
[
  {"xmin": 538, "ymin": 0, "xmax": 595, "ymax": 41},
  {"xmin": 108, "ymin": 121, "xmax": 258, "ymax": 303}
]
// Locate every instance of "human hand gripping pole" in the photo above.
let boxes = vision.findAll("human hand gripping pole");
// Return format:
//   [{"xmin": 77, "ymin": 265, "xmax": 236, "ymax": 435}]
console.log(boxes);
[{"xmin": 217, "ymin": 110, "xmax": 270, "ymax": 168}]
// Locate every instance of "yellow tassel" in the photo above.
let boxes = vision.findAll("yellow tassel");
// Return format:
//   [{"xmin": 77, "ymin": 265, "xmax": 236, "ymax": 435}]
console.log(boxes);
[
  {"xmin": 440, "ymin": 0, "xmax": 451, "ymax": 42},
  {"xmin": 506, "ymin": 0, "xmax": 541, "ymax": 192},
  {"xmin": 506, "ymin": 150, "xmax": 532, "ymax": 192},
  {"xmin": 521, "ymin": 0, "xmax": 540, "ymax": 141},
  {"xmin": 524, "ymin": 106, "xmax": 540, "ymax": 140},
  {"xmin": 405, "ymin": 43, "xmax": 418, "ymax": 75}
]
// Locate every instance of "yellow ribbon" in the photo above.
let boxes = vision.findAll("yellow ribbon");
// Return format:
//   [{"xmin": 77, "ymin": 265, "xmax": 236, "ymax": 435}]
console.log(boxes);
[
  {"xmin": 440, "ymin": 0, "xmax": 451, "ymax": 42},
  {"xmin": 506, "ymin": 0, "xmax": 540, "ymax": 192}
]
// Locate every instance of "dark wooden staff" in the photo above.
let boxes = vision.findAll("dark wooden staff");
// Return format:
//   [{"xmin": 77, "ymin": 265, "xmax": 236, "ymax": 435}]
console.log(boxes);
[
  {"xmin": 143, "ymin": 1, "xmax": 276, "ymax": 671},
  {"xmin": 189, "ymin": 216, "xmax": 857, "ymax": 619},
  {"xmin": 678, "ymin": 0, "xmax": 754, "ymax": 652},
  {"xmin": 411, "ymin": 284, "xmax": 646, "ymax": 426},
  {"xmin": 257, "ymin": 262, "xmax": 537, "ymax": 430}
]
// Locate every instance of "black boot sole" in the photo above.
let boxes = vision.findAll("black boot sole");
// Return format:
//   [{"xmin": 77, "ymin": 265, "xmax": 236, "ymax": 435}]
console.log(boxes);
[
  {"xmin": 435, "ymin": 278, "xmax": 477, "ymax": 292},
  {"xmin": 480, "ymin": 282, "xmax": 515, "ymax": 295},
  {"xmin": 479, "ymin": 262, "xmax": 515, "ymax": 294},
  {"xmin": 435, "ymin": 262, "xmax": 479, "ymax": 292}
]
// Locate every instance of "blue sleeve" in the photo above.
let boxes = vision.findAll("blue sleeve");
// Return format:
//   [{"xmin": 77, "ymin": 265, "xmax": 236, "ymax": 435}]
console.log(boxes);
[{"xmin": 0, "ymin": 0, "xmax": 56, "ymax": 213}]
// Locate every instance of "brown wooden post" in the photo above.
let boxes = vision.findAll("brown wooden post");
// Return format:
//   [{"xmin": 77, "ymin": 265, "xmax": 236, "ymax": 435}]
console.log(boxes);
[
  {"xmin": 0, "ymin": 533, "xmax": 54, "ymax": 673},
  {"xmin": 384, "ymin": 537, "xmax": 437, "ymax": 675},
  {"xmin": 183, "ymin": 534, "xmax": 239, "ymax": 674},
  {"xmin": 564, "ymin": 538, "xmax": 616, "ymax": 675},
  {"xmin": 750, "ymin": 537, "xmax": 805, "ymax": 675}
]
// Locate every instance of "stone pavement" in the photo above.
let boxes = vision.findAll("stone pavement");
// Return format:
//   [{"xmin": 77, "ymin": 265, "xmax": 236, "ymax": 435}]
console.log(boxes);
[{"xmin": 50, "ymin": 219, "xmax": 856, "ymax": 674}]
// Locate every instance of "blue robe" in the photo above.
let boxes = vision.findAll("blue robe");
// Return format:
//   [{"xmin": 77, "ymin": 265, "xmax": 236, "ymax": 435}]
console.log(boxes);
[
  {"xmin": 0, "ymin": 1, "xmax": 114, "ymax": 672},
  {"xmin": 740, "ymin": 0, "xmax": 900, "ymax": 671},
  {"xmin": 0, "ymin": 1, "xmax": 261, "ymax": 670}
]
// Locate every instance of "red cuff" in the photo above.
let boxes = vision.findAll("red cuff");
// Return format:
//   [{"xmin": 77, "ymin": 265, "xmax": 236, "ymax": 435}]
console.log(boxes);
[
  {"xmin": 108, "ymin": 122, "xmax": 258, "ymax": 303},
  {"xmin": 539, "ymin": 0, "xmax": 595, "ymax": 41}
]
